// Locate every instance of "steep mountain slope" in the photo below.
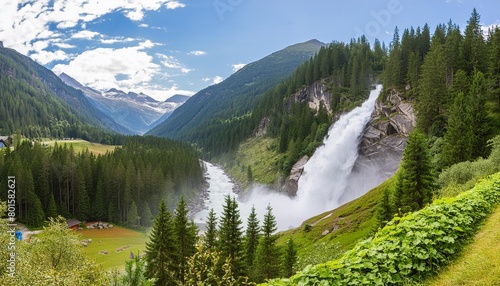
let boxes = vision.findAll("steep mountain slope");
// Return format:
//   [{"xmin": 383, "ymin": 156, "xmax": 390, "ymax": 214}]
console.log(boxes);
[
  {"xmin": 59, "ymin": 73, "xmax": 187, "ymax": 134},
  {"xmin": 147, "ymin": 39, "xmax": 325, "ymax": 150},
  {"xmin": 0, "ymin": 44, "xmax": 128, "ymax": 138}
]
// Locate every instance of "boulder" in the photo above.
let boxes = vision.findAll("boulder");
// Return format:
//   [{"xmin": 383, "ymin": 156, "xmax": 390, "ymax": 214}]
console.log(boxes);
[{"xmin": 282, "ymin": 155, "xmax": 309, "ymax": 196}]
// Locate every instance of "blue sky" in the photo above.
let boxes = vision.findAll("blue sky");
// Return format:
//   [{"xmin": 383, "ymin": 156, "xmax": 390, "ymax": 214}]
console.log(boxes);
[{"xmin": 0, "ymin": 0, "xmax": 499, "ymax": 101}]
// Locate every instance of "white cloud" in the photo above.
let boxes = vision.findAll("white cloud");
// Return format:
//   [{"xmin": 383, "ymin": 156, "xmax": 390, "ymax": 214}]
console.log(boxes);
[
  {"xmin": 53, "ymin": 42, "xmax": 76, "ymax": 49},
  {"xmin": 166, "ymin": 1, "xmax": 186, "ymax": 9},
  {"xmin": 189, "ymin": 50, "xmax": 206, "ymax": 56},
  {"xmin": 482, "ymin": 23, "xmax": 500, "ymax": 37},
  {"xmin": 139, "ymin": 23, "xmax": 149, "ymax": 28},
  {"xmin": 0, "ymin": 0, "xmax": 186, "ymax": 56},
  {"xmin": 53, "ymin": 45, "xmax": 161, "ymax": 92},
  {"xmin": 213, "ymin": 76, "xmax": 224, "ymax": 84},
  {"xmin": 137, "ymin": 84, "xmax": 194, "ymax": 101},
  {"xmin": 232, "ymin": 63, "xmax": 246, "ymax": 72},
  {"xmin": 202, "ymin": 76, "xmax": 224, "ymax": 85},
  {"xmin": 100, "ymin": 37, "xmax": 135, "ymax": 44},
  {"xmin": 31, "ymin": 50, "xmax": 70, "ymax": 65},
  {"xmin": 71, "ymin": 30, "xmax": 100, "ymax": 39},
  {"xmin": 157, "ymin": 53, "xmax": 192, "ymax": 73}
]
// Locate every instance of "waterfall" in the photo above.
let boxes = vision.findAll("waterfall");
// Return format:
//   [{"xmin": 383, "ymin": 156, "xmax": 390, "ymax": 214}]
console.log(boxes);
[
  {"xmin": 295, "ymin": 84, "xmax": 383, "ymax": 212},
  {"xmin": 195, "ymin": 85, "xmax": 383, "ymax": 231}
]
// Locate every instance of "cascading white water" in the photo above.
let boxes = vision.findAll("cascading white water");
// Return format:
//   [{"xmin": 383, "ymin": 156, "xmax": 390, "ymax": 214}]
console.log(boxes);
[
  {"xmin": 295, "ymin": 84, "xmax": 383, "ymax": 211},
  {"xmin": 195, "ymin": 85, "xmax": 383, "ymax": 231}
]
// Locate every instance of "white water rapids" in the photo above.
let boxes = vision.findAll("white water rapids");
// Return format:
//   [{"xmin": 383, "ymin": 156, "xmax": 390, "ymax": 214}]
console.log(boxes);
[{"xmin": 194, "ymin": 85, "xmax": 383, "ymax": 230}]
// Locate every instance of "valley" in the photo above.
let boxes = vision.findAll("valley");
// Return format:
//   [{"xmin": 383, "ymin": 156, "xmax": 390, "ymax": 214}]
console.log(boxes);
[{"xmin": 0, "ymin": 4, "xmax": 500, "ymax": 286}]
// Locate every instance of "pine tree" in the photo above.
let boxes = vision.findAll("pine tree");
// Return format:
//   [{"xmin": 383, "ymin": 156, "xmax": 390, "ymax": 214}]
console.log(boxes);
[
  {"xmin": 490, "ymin": 27, "xmax": 500, "ymax": 107},
  {"xmin": 127, "ymin": 201, "xmax": 140, "ymax": 226},
  {"xmin": 417, "ymin": 43, "xmax": 447, "ymax": 136},
  {"xmin": 469, "ymin": 71, "xmax": 491, "ymax": 158},
  {"xmin": 173, "ymin": 197, "xmax": 198, "ymax": 284},
  {"xmin": 282, "ymin": 238, "xmax": 297, "ymax": 278},
  {"xmin": 204, "ymin": 208, "xmax": 218, "ymax": 251},
  {"xmin": 253, "ymin": 204, "xmax": 281, "ymax": 283},
  {"xmin": 217, "ymin": 196, "xmax": 245, "ymax": 278},
  {"xmin": 441, "ymin": 92, "xmax": 474, "ymax": 167},
  {"xmin": 141, "ymin": 201, "xmax": 152, "ymax": 227},
  {"xmin": 244, "ymin": 206, "xmax": 260, "ymax": 275},
  {"xmin": 376, "ymin": 188, "xmax": 393, "ymax": 228},
  {"xmin": 394, "ymin": 132, "xmax": 435, "ymax": 214},
  {"xmin": 144, "ymin": 199, "xmax": 179, "ymax": 285},
  {"xmin": 46, "ymin": 193, "xmax": 58, "ymax": 219},
  {"xmin": 460, "ymin": 8, "xmax": 486, "ymax": 74}
]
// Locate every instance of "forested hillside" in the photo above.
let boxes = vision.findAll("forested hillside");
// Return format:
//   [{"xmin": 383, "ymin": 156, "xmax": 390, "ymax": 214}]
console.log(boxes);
[
  {"xmin": 147, "ymin": 40, "xmax": 325, "ymax": 155},
  {"xmin": 383, "ymin": 9, "xmax": 500, "ymax": 169},
  {"xmin": 0, "ymin": 45, "xmax": 130, "ymax": 140},
  {"xmin": 0, "ymin": 136, "xmax": 203, "ymax": 228}
]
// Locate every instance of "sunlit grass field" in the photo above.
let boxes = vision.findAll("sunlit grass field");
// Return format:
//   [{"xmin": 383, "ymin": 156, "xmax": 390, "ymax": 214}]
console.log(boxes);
[
  {"xmin": 79, "ymin": 226, "xmax": 149, "ymax": 270},
  {"xmin": 425, "ymin": 205, "xmax": 500, "ymax": 286},
  {"xmin": 42, "ymin": 139, "xmax": 119, "ymax": 155}
]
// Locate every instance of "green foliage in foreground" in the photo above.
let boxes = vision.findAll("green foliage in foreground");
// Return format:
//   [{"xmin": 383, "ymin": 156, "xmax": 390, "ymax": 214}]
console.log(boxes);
[{"xmin": 263, "ymin": 173, "xmax": 500, "ymax": 285}]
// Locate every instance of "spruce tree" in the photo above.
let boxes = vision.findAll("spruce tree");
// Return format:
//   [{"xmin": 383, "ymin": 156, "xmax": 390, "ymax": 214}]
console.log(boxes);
[
  {"xmin": 144, "ymin": 199, "xmax": 178, "ymax": 285},
  {"xmin": 253, "ymin": 204, "xmax": 281, "ymax": 282},
  {"xmin": 417, "ymin": 43, "xmax": 447, "ymax": 136},
  {"xmin": 490, "ymin": 27, "xmax": 500, "ymax": 107},
  {"xmin": 46, "ymin": 193, "xmax": 58, "ymax": 219},
  {"xmin": 375, "ymin": 188, "xmax": 393, "ymax": 228},
  {"xmin": 244, "ymin": 206, "xmax": 260, "ymax": 275},
  {"xmin": 141, "ymin": 201, "xmax": 152, "ymax": 227},
  {"xmin": 204, "ymin": 208, "xmax": 218, "ymax": 251},
  {"xmin": 441, "ymin": 92, "xmax": 473, "ymax": 167},
  {"xmin": 282, "ymin": 238, "xmax": 297, "ymax": 278},
  {"xmin": 173, "ymin": 197, "xmax": 198, "ymax": 284},
  {"xmin": 394, "ymin": 132, "xmax": 435, "ymax": 214},
  {"xmin": 127, "ymin": 201, "xmax": 140, "ymax": 226},
  {"xmin": 217, "ymin": 196, "xmax": 245, "ymax": 278},
  {"xmin": 460, "ymin": 8, "xmax": 486, "ymax": 74},
  {"xmin": 469, "ymin": 71, "xmax": 491, "ymax": 158}
]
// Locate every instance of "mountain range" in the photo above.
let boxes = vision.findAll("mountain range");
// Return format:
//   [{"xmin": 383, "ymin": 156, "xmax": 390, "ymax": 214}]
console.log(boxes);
[
  {"xmin": 147, "ymin": 39, "xmax": 326, "ymax": 147},
  {"xmin": 59, "ymin": 73, "xmax": 188, "ymax": 134}
]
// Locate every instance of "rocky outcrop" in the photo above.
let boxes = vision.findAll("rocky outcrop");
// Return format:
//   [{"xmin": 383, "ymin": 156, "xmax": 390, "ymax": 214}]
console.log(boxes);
[
  {"xmin": 357, "ymin": 89, "xmax": 416, "ymax": 179},
  {"xmin": 287, "ymin": 80, "xmax": 332, "ymax": 114},
  {"xmin": 254, "ymin": 116, "xmax": 271, "ymax": 137},
  {"xmin": 282, "ymin": 155, "xmax": 309, "ymax": 196}
]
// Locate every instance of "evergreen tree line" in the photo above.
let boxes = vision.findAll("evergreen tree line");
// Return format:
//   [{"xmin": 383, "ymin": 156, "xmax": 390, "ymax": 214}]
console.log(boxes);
[
  {"xmin": 0, "ymin": 136, "xmax": 203, "ymax": 228},
  {"xmin": 144, "ymin": 195, "xmax": 297, "ymax": 285},
  {"xmin": 376, "ymin": 9, "xmax": 500, "ymax": 227},
  {"xmin": 383, "ymin": 9, "xmax": 498, "ymax": 161}
]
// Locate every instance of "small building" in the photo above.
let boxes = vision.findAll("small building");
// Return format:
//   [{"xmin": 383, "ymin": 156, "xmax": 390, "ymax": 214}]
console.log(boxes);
[
  {"xmin": 67, "ymin": 219, "xmax": 82, "ymax": 230},
  {"xmin": 0, "ymin": 136, "xmax": 12, "ymax": 148}
]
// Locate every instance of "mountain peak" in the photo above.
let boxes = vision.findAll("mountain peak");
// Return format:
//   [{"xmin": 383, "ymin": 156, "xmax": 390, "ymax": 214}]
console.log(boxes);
[{"xmin": 0, "ymin": 41, "xmax": 3, "ymax": 48}]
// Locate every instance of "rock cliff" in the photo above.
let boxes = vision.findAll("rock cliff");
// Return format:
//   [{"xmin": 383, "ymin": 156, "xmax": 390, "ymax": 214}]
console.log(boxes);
[
  {"xmin": 357, "ymin": 89, "xmax": 415, "ymax": 179},
  {"xmin": 282, "ymin": 88, "xmax": 415, "ymax": 197}
]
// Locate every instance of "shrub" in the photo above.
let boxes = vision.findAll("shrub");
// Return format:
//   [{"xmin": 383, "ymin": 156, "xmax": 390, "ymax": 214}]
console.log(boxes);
[{"xmin": 263, "ymin": 173, "xmax": 500, "ymax": 286}]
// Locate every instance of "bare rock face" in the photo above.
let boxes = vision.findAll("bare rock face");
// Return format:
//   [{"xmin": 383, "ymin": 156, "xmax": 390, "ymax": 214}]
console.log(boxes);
[
  {"xmin": 358, "ymin": 90, "xmax": 416, "ymax": 178},
  {"xmin": 287, "ymin": 80, "xmax": 332, "ymax": 114},
  {"xmin": 254, "ymin": 116, "xmax": 271, "ymax": 137},
  {"xmin": 282, "ymin": 155, "xmax": 309, "ymax": 196}
]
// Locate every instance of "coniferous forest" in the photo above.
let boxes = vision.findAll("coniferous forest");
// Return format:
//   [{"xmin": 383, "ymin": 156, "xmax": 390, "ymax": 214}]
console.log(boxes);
[
  {"xmin": 0, "ymin": 136, "xmax": 203, "ymax": 228},
  {"xmin": 0, "ymin": 8, "xmax": 500, "ymax": 286}
]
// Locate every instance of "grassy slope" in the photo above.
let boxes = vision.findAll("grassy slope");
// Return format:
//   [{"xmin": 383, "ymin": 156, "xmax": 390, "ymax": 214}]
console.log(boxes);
[
  {"xmin": 223, "ymin": 136, "xmax": 282, "ymax": 189},
  {"xmin": 425, "ymin": 204, "xmax": 500, "ymax": 286},
  {"xmin": 80, "ymin": 226, "xmax": 149, "ymax": 270},
  {"xmin": 277, "ymin": 176, "xmax": 396, "ymax": 268},
  {"xmin": 43, "ymin": 139, "xmax": 118, "ymax": 155}
]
